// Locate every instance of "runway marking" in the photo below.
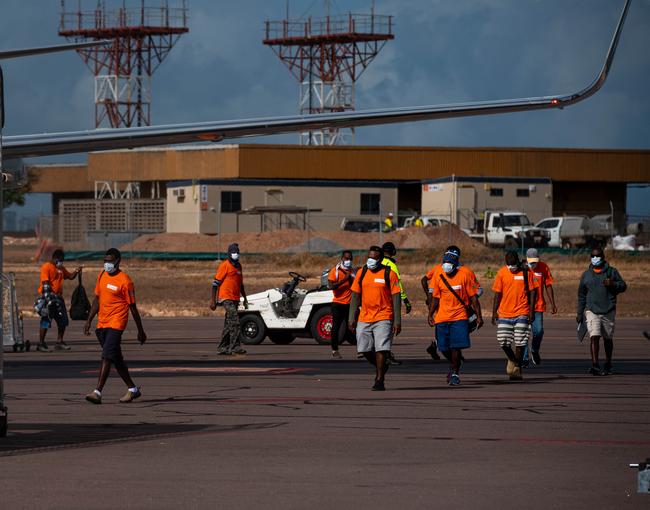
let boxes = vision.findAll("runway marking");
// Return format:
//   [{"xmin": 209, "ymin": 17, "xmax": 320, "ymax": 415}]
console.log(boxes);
[
  {"xmin": 81, "ymin": 367, "xmax": 311, "ymax": 375},
  {"xmin": 409, "ymin": 436, "xmax": 650, "ymax": 446}
]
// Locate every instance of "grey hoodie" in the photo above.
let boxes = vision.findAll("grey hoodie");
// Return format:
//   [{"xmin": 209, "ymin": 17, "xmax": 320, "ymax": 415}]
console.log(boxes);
[{"xmin": 577, "ymin": 263, "xmax": 627, "ymax": 316}]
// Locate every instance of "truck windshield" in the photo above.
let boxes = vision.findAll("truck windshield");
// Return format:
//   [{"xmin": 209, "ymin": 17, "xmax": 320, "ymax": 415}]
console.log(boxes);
[{"xmin": 502, "ymin": 215, "xmax": 531, "ymax": 227}]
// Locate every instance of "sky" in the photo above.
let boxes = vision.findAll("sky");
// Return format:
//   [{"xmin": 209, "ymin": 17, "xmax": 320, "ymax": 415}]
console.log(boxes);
[{"xmin": 1, "ymin": 0, "xmax": 649, "ymax": 220}]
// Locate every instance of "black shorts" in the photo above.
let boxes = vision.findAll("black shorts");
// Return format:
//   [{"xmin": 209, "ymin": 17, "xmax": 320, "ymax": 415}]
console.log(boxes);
[{"xmin": 96, "ymin": 328, "xmax": 124, "ymax": 363}]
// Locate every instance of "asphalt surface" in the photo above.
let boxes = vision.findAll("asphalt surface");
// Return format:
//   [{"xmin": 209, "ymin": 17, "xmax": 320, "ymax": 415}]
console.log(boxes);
[{"xmin": 1, "ymin": 317, "xmax": 650, "ymax": 509}]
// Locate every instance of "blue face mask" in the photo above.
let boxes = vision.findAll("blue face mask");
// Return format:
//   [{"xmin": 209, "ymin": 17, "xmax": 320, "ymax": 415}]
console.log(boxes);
[
  {"xmin": 366, "ymin": 258, "xmax": 378, "ymax": 270},
  {"xmin": 104, "ymin": 262, "xmax": 117, "ymax": 274},
  {"xmin": 507, "ymin": 265, "xmax": 519, "ymax": 272},
  {"xmin": 342, "ymin": 260, "xmax": 352, "ymax": 268},
  {"xmin": 591, "ymin": 256, "xmax": 603, "ymax": 267}
]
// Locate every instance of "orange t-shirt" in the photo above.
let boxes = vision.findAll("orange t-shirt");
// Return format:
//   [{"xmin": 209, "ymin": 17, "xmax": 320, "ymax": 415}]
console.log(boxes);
[
  {"xmin": 351, "ymin": 266, "xmax": 401, "ymax": 323},
  {"xmin": 328, "ymin": 265, "xmax": 354, "ymax": 305},
  {"xmin": 429, "ymin": 269, "xmax": 477, "ymax": 324},
  {"xmin": 215, "ymin": 260, "xmax": 243, "ymax": 302},
  {"xmin": 94, "ymin": 271, "xmax": 136, "ymax": 331},
  {"xmin": 530, "ymin": 261, "xmax": 554, "ymax": 312},
  {"xmin": 426, "ymin": 264, "xmax": 481, "ymax": 293},
  {"xmin": 38, "ymin": 261, "xmax": 71, "ymax": 294},
  {"xmin": 492, "ymin": 266, "xmax": 540, "ymax": 318}
]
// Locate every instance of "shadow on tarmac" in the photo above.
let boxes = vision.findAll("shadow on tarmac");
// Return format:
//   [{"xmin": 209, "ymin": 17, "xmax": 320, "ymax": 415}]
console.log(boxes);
[{"xmin": 0, "ymin": 421, "xmax": 285, "ymax": 458}]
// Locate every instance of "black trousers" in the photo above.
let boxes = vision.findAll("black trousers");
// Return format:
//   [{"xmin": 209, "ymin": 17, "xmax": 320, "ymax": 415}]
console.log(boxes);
[{"xmin": 331, "ymin": 303, "xmax": 350, "ymax": 351}]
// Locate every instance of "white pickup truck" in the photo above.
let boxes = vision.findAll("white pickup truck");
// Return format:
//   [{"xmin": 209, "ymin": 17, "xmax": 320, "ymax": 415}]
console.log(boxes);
[
  {"xmin": 478, "ymin": 211, "xmax": 550, "ymax": 249},
  {"xmin": 536, "ymin": 215, "xmax": 611, "ymax": 249}
]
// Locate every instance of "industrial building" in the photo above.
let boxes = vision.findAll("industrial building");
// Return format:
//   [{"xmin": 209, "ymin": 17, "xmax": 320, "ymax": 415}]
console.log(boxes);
[{"xmin": 27, "ymin": 144, "xmax": 649, "ymax": 245}]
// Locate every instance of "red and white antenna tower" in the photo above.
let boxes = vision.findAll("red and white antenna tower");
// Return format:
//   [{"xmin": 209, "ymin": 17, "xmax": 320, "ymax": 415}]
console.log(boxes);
[
  {"xmin": 263, "ymin": 2, "xmax": 394, "ymax": 145},
  {"xmin": 59, "ymin": 0, "xmax": 189, "ymax": 128}
]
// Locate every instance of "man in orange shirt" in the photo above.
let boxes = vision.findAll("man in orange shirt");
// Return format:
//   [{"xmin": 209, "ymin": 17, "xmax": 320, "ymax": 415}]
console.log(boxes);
[
  {"xmin": 492, "ymin": 251, "xmax": 539, "ymax": 381},
  {"xmin": 36, "ymin": 249, "xmax": 82, "ymax": 352},
  {"xmin": 327, "ymin": 250, "xmax": 356, "ymax": 359},
  {"xmin": 428, "ymin": 250, "xmax": 483, "ymax": 386},
  {"xmin": 83, "ymin": 248, "xmax": 147, "ymax": 404},
  {"xmin": 210, "ymin": 243, "xmax": 248, "ymax": 356},
  {"xmin": 421, "ymin": 246, "xmax": 482, "ymax": 360},
  {"xmin": 348, "ymin": 246, "xmax": 401, "ymax": 391},
  {"xmin": 523, "ymin": 248, "xmax": 557, "ymax": 366}
]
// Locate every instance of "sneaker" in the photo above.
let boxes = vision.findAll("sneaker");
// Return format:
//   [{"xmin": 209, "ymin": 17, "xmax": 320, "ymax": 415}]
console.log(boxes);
[
  {"xmin": 332, "ymin": 350, "xmax": 342, "ymax": 359},
  {"xmin": 371, "ymin": 380, "xmax": 385, "ymax": 391},
  {"xmin": 119, "ymin": 388, "xmax": 142, "ymax": 403},
  {"xmin": 448, "ymin": 373, "xmax": 461, "ymax": 386},
  {"xmin": 85, "ymin": 391, "xmax": 102, "ymax": 405},
  {"xmin": 217, "ymin": 350, "xmax": 232, "ymax": 356},
  {"xmin": 602, "ymin": 363, "xmax": 613, "ymax": 375},
  {"xmin": 531, "ymin": 351, "xmax": 541, "ymax": 366},
  {"xmin": 232, "ymin": 348, "xmax": 247, "ymax": 355},
  {"xmin": 55, "ymin": 341, "xmax": 71, "ymax": 351},
  {"xmin": 509, "ymin": 366, "xmax": 523, "ymax": 381},
  {"xmin": 36, "ymin": 342, "xmax": 50, "ymax": 352},
  {"xmin": 589, "ymin": 366, "xmax": 603, "ymax": 376},
  {"xmin": 426, "ymin": 342, "xmax": 441, "ymax": 360}
]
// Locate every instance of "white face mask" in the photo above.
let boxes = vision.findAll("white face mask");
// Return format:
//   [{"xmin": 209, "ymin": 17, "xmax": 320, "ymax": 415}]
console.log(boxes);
[
  {"xmin": 442, "ymin": 262, "xmax": 455, "ymax": 274},
  {"xmin": 366, "ymin": 258, "xmax": 378, "ymax": 270},
  {"xmin": 507, "ymin": 265, "xmax": 519, "ymax": 272},
  {"xmin": 230, "ymin": 253, "xmax": 240, "ymax": 261},
  {"xmin": 104, "ymin": 262, "xmax": 117, "ymax": 274},
  {"xmin": 591, "ymin": 256, "xmax": 603, "ymax": 267},
  {"xmin": 342, "ymin": 260, "xmax": 352, "ymax": 268},
  {"xmin": 528, "ymin": 262, "xmax": 538, "ymax": 269},
  {"xmin": 55, "ymin": 260, "xmax": 63, "ymax": 268}
]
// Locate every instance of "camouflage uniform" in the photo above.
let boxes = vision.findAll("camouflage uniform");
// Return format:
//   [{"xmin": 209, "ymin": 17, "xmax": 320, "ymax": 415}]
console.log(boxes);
[{"xmin": 218, "ymin": 300, "xmax": 242, "ymax": 353}]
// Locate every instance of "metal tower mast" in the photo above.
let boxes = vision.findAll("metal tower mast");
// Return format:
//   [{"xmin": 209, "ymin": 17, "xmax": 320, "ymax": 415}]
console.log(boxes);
[
  {"xmin": 264, "ymin": 4, "xmax": 394, "ymax": 145},
  {"xmin": 59, "ymin": 0, "xmax": 189, "ymax": 128}
]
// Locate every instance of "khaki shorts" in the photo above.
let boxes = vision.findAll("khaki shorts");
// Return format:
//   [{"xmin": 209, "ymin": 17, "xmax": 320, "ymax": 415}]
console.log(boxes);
[{"xmin": 584, "ymin": 310, "xmax": 615, "ymax": 340}]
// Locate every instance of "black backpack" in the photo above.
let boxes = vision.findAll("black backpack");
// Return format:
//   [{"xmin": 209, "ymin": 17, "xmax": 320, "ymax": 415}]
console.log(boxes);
[{"xmin": 69, "ymin": 272, "xmax": 91, "ymax": 320}]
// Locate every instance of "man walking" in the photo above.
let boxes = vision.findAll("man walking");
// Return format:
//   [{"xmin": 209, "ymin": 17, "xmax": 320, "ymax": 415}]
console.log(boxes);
[
  {"xmin": 349, "ymin": 246, "xmax": 402, "ymax": 391},
  {"xmin": 428, "ymin": 249, "xmax": 483, "ymax": 386},
  {"xmin": 36, "ymin": 249, "xmax": 82, "ymax": 352},
  {"xmin": 381, "ymin": 242, "xmax": 412, "ymax": 314},
  {"xmin": 421, "ymin": 246, "xmax": 482, "ymax": 360},
  {"xmin": 327, "ymin": 250, "xmax": 356, "ymax": 359},
  {"xmin": 211, "ymin": 243, "xmax": 248, "ymax": 356},
  {"xmin": 523, "ymin": 248, "xmax": 557, "ymax": 366},
  {"xmin": 577, "ymin": 247, "xmax": 627, "ymax": 375},
  {"xmin": 492, "ymin": 251, "xmax": 539, "ymax": 381},
  {"xmin": 84, "ymin": 248, "xmax": 147, "ymax": 404}
]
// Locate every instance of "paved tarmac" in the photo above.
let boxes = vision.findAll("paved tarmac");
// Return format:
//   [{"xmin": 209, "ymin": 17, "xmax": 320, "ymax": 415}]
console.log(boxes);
[{"xmin": 1, "ymin": 317, "xmax": 649, "ymax": 509}]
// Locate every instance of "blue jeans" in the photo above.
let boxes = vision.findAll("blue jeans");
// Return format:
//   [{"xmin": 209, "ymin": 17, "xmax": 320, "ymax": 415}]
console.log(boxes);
[{"xmin": 523, "ymin": 312, "xmax": 544, "ymax": 361}]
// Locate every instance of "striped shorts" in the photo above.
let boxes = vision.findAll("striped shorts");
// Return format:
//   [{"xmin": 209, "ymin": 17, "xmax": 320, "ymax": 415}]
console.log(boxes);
[{"xmin": 497, "ymin": 316, "xmax": 530, "ymax": 348}]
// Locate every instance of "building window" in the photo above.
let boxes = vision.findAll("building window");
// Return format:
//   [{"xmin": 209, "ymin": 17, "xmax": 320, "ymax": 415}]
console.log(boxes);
[
  {"xmin": 516, "ymin": 188, "xmax": 530, "ymax": 197},
  {"xmin": 221, "ymin": 191, "xmax": 241, "ymax": 213},
  {"xmin": 360, "ymin": 193, "xmax": 380, "ymax": 215},
  {"xmin": 490, "ymin": 188, "xmax": 504, "ymax": 197}
]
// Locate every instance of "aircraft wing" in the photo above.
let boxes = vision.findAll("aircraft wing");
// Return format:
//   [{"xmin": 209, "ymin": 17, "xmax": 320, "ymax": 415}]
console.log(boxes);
[{"xmin": 1, "ymin": 0, "xmax": 630, "ymax": 159}]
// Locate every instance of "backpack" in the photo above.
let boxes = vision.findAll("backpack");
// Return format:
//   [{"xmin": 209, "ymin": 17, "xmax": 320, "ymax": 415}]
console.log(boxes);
[{"xmin": 69, "ymin": 272, "xmax": 91, "ymax": 320}]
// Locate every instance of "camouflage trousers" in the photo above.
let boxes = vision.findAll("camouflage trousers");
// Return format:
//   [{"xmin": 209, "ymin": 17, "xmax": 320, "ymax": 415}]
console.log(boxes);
[{"xmin": 218, "ymin": 300, "xmax": 242, "ymax": 353}]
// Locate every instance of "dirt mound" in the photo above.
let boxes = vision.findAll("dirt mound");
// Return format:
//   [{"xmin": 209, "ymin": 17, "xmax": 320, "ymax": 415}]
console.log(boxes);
[{"xmin": 122, "ymin": 226, "xmax": 489, "ymax": 256}]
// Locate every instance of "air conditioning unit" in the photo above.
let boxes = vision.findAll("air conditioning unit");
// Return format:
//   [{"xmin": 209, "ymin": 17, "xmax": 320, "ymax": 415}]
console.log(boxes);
[{"xmin": 529, "ymin": 185, "xmax": 537, "ymax": 192}]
